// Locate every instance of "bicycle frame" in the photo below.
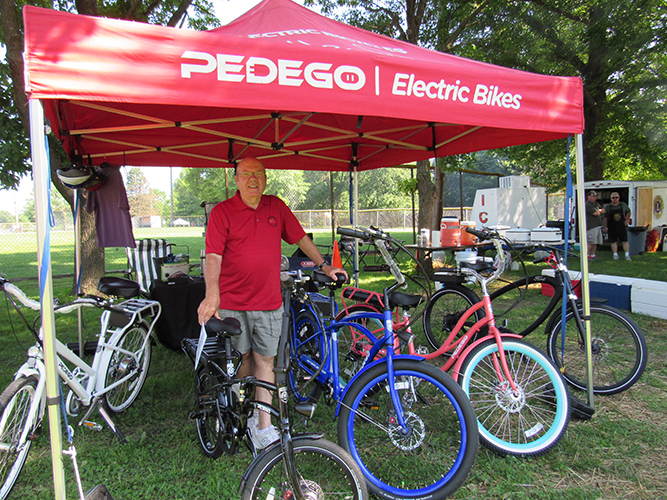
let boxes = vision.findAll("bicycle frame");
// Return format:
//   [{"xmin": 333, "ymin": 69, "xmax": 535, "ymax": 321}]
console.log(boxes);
[
  {"xmin": 291, "ymin": 279, "xmax": 426, "ymax": 431},
  {"xmin": 336, "ymin": 230, "xmax": 524, "ymax": 391}
]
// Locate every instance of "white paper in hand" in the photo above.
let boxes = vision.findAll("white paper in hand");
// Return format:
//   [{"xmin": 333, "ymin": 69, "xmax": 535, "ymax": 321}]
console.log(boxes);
[{"xmin": 194, "ymin": 322, "xmax": 207, "ymax": 370}]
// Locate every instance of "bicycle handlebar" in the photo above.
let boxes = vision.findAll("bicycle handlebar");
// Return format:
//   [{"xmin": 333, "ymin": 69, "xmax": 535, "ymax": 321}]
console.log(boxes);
[{"xmin": 337, "ymin": 225, "xmax": 393, "ymax": 242}]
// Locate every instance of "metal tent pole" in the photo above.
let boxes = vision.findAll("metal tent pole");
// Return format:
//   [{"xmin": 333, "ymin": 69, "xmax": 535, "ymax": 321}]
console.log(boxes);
[
  {"xmin": 574, "ymin": 133, "xmax": 595, "ymax": 409},
  {"xmin": 29, "ymin": 98, "xmax": 67, "ymax": 500}
]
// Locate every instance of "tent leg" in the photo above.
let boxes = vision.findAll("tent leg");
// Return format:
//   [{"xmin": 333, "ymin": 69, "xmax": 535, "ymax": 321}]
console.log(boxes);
[
  {"xmin": 353, "ymin": 167, "xmax": 359, "ymax": 287},
  {"xmin": 574, "ymin": 133, "xmax": 595, "ymax": 409},
  {"xmin": 29, "ymin": 98, "xmax": 67, "ymax": 500}
]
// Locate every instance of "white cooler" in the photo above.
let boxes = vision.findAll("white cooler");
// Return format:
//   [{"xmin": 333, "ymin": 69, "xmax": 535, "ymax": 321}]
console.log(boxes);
[{"xmin": 531, "ymin": 227, "xmax": 562, "ymax": 242}]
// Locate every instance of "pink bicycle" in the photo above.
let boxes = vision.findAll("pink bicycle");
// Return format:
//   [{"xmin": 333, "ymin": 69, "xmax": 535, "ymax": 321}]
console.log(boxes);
[{"xmin": 335, "ymin": 226, "xmax": 572, "ymax": 457}]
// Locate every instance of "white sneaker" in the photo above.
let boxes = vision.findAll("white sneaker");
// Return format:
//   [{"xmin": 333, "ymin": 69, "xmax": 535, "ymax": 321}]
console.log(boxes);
[
  {"xmin": 613, "ymin": 253, "xmax": 619, "ymax": 260},
  {"xmin": 625, "ymin": 254, "xmax": 632, "ymax": 261},
  {"xmin": 250, "ymin": 424, "xmax": 280, "ymax": 449},
  {"xmin": 248, "ymin": 412, "xmax": 258, "ymax": 433}
]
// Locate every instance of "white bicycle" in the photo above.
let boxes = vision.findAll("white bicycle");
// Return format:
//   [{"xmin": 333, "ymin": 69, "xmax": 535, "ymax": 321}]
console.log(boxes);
[{"xmin": 0, "ymin": 275, "xmax": 161, "ymax": 499}]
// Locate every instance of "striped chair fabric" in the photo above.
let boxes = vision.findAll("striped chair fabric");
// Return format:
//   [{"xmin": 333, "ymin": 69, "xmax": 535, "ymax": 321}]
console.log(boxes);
[{"xmin": 125, "ymin": 239, "xmax": 171, "ymax": 294}]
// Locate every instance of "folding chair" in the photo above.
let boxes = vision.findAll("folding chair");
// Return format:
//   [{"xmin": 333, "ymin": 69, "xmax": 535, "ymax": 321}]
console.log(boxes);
[
  {"xmin": 291, "ymin": 232, "xmax": 332, "ymax": 258},
  {"xmin": 126, "ymin": 239, "xmax": 172, "ymax": 294},
  {"xmin": 338, "ymin": 235, "xmax": 356, "ymax": 267}
]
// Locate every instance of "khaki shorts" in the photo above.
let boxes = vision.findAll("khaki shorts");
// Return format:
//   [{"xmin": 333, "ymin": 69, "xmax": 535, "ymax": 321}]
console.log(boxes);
[
  {"xmin": 218, "ymin": 307, "xmax": 283, "ymax": 357},
  {"xmin": 587, "ymin": 226, "xmax": 603, "ymax": 245}
]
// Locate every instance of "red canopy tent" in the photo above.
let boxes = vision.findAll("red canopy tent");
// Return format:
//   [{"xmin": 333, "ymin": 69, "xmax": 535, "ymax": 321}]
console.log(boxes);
[
  {"xmin": 24, "ymin": 0, "xmax": 583, "ymax": 171},
  {"xmin": 22, "ymin": 1, "xmax": 592, "ymax": 496}
]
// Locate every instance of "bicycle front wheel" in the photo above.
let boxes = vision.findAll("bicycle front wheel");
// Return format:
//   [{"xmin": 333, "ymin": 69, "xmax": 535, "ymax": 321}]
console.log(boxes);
[
  {"xmin": 459, "ymin": 339, "xmax": 570, "ymax": 457},
  {"xmin": 103, "ymin": 322, "xmax": 152, "ymax": 413},
  {"xmin": 0, "ymin": 376, "xmax": 38, "ymax": 500},
  {"xmin": 546, "ymin": 304, "xmax": 648, "ymax": 395},
  {"xmin": 337, "ymin": 360, "xmax": 478, "ymax": 500},
  {"xmin": 241, "ymin": 437, "xmax": 368, "ymax": 500},
  {"xmin": 423, "ymin": 284, "xmax": 481, "ymax": 350}
]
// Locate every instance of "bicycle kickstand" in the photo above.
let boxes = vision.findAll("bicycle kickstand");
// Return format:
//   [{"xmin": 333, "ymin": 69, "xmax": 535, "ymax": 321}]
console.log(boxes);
[{"xmin": 79, "ymin": 397, "xmax": 127, "ymax": 443}]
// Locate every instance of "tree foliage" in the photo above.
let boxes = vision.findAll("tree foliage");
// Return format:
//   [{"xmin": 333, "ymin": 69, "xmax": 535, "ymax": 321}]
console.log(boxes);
[{"xmin": 305, "ymin": 0, "xmax": 667, "ymax": 198}]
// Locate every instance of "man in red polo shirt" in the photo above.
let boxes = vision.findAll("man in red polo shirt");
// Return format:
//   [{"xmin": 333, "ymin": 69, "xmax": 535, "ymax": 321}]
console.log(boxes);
[{"xmin": 197, "ymin": 157, "xmax": 346, "ymax": 449}]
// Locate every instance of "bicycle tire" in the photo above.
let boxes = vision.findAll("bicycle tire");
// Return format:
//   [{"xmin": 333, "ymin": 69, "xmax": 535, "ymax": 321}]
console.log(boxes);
[
  {"xmin": 488, "ymin": 275, "xmax": 562, "ymax": 337},
  {"xmin": 337, "ymin": 360, "xmax": 478, "ymax": 500},
  {"xmin": 241, "ymin": 437, "xmax": 368, "ymax": 500},
  {"xmin": 546, "ymin": 304, "xmax": 648, "ymax": 395},
  {"xmin": 459, "ymin": 338, "xmax": 571, "ymax": 457},
  {"xmin": 0, "ymin": 376, "xmax": 38, "ymax": 500},
  {"xmin": 193, "ymin": 367, "xmax": 227, "ymax": 459},
  {"xmin": 103, "ymin": 321, "xmax": 152, "ymax": 414},
  {"xmin": 289, "ymin": 311, "xmax": 324, "ymax": 403},
  {"xmin": 422, "ymin": 284, "xmax": 481, "ymax": 350}
]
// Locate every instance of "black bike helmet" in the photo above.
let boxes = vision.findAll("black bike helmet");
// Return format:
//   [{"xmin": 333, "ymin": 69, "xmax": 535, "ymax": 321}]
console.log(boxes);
[{"xmin": 56, "ymin": 166, "xmax": 92, "ymax": 189}]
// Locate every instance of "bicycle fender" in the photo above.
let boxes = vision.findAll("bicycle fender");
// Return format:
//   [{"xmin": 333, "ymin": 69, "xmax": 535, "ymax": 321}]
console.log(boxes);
[
  {"xmin": 334, "ymin": 354, "xmax": 424, "ymax": 417},
  {"xmin": 238, "ymin": 432, "xmax": 325, "ymax": 493},
  {"xmin": 450, "ymin": 333, "xmax": 522, "ymax": 382}
]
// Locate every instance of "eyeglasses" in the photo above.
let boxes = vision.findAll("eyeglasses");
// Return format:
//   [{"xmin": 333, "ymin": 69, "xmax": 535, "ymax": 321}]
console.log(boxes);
[
  {"xmin": 238, "ymin": 171, "xmax": 266, "ymax": 180},
  {"xmin": 611, "ymin": 197, "xmax": 619, "ymax": 199}
]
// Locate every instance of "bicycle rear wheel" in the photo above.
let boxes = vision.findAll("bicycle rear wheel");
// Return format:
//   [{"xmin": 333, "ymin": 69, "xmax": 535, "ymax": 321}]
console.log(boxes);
[
  {"xmin": 422, "ymin": 284, "xmax": 481, "ymax": 350},
  {"xmin": 193, "ymin": 368, "xmax": 229, "ymax": 459},
  {"xmin": 459, "ymin": 339, "xmax": 570, "ymax": 457},
  {"xmin": 337, "ymin": 360, "xmax": 478, "ymax": 500},
  {"xmin": 0, "ymin": 376, "xmax": 38, "ymax": 500},
  {"xmin": 488, "ymin": 275, "xmax": 562, "ymax": 337},
  {"xmin": 103, "ymin": 321, "xmax": 152, "ymax": 413},
  {"xmin": 241, "ymin": 437, "xmax": 368, "ymax": 500},
  {"xmin": 546, "ymin": 304, "xmax": 647, "ymax": 395},
  {"xmin": 289, "ymin": 311, "xmax": 324, "ymax": 403}
]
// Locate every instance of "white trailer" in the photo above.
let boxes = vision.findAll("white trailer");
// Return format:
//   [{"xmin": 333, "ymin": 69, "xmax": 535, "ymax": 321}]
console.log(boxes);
[{"xmin": 574, "ymin": 179, "xmax": 667, "ymax": 251}]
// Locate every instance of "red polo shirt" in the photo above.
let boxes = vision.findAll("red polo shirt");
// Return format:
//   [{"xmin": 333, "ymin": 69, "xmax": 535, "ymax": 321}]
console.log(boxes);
[{"xmin": 205, "ymin": 192, "xmax": 306, "ymax": 310}]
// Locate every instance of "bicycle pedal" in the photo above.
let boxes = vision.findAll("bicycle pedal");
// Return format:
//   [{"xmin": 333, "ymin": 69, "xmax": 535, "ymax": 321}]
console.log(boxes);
[{"xmin": 82, "ymin": 421, "xmax": 103, "ymax": 431}]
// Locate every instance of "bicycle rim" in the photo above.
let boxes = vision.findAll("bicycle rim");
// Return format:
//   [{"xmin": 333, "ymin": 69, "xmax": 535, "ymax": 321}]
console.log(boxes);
[
  {"xmin": 104, "ymin": 323, "xmax": 151, "ymax": 413},
  {"xmin": 242, "ymin": 438, "xmax": 367, "ymax": 500},
  {"xmin": 547, "ymin": 305, "xmax": 647, "ymax": 395},
  {"xmin": 0, "ymin": 377, "xmax": 38, "ymax": 500},
  {"xmin": 338, "ymin": 361, "xmax": 477, "ymax": 499},
  {"xmin": 289, "ymin": 312, "xmax": 323, "ymax": 403},
  {"xmin": 423, "ymin": 286, "xmax": 480, "ymax": 351},
  {"xmin": 460, "ymin": 339, "xmax": 570, "ymax": 457}
]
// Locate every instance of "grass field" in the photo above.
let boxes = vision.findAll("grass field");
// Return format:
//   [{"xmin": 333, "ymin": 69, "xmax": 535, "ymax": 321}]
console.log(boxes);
[{"xmin": 1, "ymin": 231, "xmax": 666, "ymax": 499}]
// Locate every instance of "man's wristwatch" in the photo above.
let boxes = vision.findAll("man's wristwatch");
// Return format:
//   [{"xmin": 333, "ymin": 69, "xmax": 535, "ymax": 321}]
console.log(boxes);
[{"xmin": 318, "ymin": 262, "xmax": 329, "ymax": 270}]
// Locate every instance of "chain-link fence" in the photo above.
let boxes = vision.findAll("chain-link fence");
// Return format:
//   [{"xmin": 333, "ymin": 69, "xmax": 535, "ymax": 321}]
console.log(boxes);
[{"xmin": 1, "ymin": 164, "xmax": 565, "ymax": 279}]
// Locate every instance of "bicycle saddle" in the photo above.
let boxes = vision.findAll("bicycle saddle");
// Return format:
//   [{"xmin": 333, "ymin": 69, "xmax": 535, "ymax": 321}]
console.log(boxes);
[
  {"xmin": 388, "ymin": 291, "xmax": 424, "ymax": 310},
  {"xmin": 459, "ymin": 260, "xmax": 494, "ymax": 272},
  {"xmin": 97, "ymin": 276, "xmax": 140, "ymax": 298},
  {"xmin": 205, "ymin": 317, "xmax": 242, "ymax": 338},
  {"xmin": 312, "ymin": 269, "xmax": 348, "ymax": 289}
]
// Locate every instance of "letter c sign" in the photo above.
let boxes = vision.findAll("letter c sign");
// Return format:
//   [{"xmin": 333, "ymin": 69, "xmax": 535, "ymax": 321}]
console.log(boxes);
[{"xmin": 479, "ymin": 212, "xmax": 488, "ymax": 224}]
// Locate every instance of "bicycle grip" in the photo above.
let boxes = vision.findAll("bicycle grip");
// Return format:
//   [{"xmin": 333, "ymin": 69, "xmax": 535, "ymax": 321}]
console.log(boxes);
[
  {"xmin": 337, "ymin": 226, "xmax": 369, "ymax": 239},
  {"xmin": 465, "ymin": 227, "xmax": 488, "ymax": 241}
]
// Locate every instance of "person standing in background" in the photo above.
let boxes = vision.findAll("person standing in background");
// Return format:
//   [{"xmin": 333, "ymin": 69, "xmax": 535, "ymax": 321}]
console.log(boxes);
[
  {"xmin": 585, "ymin": 190, "xmax": 605, "ymax": 260},
  {"xmin": 603, "ymin": 192, "xmax": 632, "ymax": 261}
]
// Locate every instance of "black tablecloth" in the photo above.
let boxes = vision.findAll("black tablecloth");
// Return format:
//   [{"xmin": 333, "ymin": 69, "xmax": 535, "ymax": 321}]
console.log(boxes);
[{"xmin": 149, "ymin": 277, "xmax": 206, "ymax": 350}]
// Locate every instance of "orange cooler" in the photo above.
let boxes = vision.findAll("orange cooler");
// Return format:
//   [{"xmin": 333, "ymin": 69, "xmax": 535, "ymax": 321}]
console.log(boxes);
[
  {"xmin": 440, "ymin": 217, "xmax": 460, "ymax": 246},
  {"xmin": 460, "ymin": 221, "xmax": 477, "ymax": 245}
]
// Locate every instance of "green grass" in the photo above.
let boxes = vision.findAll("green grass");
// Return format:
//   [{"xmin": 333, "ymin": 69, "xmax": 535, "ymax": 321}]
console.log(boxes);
[{"xmin": 1, "ymin": 234, "xmax": 667, "ymax": 499}]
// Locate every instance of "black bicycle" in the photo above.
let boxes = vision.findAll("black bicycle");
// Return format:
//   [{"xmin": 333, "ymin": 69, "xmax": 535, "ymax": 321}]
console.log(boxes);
[
  {"xmin": 181, "ymin": 269, "xmax": 368, "ymax": 500},
  {"xmin": 424, "ymin": 244, "xmax": 647, "ymax": 395}
]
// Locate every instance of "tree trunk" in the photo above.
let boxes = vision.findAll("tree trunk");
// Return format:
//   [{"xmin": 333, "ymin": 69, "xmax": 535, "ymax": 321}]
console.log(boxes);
[
  {"xmin": 416, "ymin": 160, "xmax": 436, "ymax": 230},
  {"xmin": 433, "ymin": 165, "xmax": 444, "ymax": 230},
  {"xmin": 1, "ymin": 0, "xmax": 106, "ymax": 295},
  {"xmin": 582, "ymin": 90, "xmax": 606, "ymax": 181}
]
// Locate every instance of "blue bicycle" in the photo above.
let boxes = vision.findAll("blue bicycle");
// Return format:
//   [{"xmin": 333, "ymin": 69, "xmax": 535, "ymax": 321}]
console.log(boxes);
[{"xmin": 287, "ymin": 262, "xmax": 479, "ymax": 500}]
